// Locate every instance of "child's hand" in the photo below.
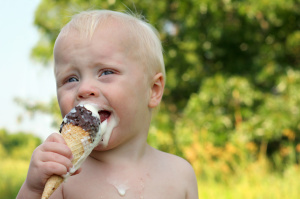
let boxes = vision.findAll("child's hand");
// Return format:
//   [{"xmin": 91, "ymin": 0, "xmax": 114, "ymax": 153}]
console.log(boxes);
[{"xmin": 24, "ymin": 133, "xmax": 74, "ymax": 195}]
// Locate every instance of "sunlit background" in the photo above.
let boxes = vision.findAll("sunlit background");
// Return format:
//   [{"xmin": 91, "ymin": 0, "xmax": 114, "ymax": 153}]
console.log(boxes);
[{"xmin": 0, "ymin": 0, "xmax": 56, "ymax": 140}]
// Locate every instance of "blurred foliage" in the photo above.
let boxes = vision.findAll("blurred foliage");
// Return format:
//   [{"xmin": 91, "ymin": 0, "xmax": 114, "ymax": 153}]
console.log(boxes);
[
  {"xmin": 13, "ymin": 0, "xmax": 300, "ymax": 197},
  {"xmin": 0, "ymin": 129, "xmax": 41, "ymax": 198},
  {"xmin": 15, "ymin": 97, "xmax": 62, "ymax": 128},
  {"xmin": 174, "ymin": 70, "xmax": 300, "ymax": 180}
]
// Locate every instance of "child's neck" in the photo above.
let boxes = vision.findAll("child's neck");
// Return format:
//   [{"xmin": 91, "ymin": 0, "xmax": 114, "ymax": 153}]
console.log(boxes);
[{"xmin": 89, "ymin": 138, "xmax": 150, "ymax": 166}]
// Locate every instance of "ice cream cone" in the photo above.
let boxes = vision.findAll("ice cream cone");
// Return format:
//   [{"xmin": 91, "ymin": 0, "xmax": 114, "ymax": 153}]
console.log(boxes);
[
  {"xmin": 41, "ymin": 124, "xmax": 92, "ymax": 199},
  {"xmin": 41, "ymin": 104, "xmax": 106, "ymax": 199},
  {"xmin": 41, "ymin": 175, "xmax": 64, "ymax": 199}
]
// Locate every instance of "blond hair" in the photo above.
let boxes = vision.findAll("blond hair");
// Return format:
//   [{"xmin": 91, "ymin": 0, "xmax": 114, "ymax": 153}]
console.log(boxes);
[{"xmin": 57, "ymin": 10, "xmax": 165, "ymax": 81}]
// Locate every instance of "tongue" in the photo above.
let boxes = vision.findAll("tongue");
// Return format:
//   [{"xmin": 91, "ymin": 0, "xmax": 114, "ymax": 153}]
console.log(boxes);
[{"xmin": 99, "ymin": 111, "xmax": 110, "ymax": 123}]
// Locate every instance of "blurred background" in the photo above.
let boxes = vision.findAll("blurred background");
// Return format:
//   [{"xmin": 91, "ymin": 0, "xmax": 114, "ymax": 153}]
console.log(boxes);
[{"xmin": 1, "ymin": 0, "xmax": 300, "ymax": 198}]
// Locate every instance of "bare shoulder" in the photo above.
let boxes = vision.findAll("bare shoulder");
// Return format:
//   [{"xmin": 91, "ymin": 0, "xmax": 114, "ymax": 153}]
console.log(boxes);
[
  {"xmin": 150, "ymin": 147, "xmax": 199, "ymax": 199},
  {"xmin": 153, "ymin": 148, "xmax": 194, "ymax": 172}
]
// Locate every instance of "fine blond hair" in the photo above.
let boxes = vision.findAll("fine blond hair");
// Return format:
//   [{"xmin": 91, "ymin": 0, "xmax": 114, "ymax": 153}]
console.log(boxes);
[{"xmin": 56, "ymin": 10, "xmax": 165, "ymax": 81}]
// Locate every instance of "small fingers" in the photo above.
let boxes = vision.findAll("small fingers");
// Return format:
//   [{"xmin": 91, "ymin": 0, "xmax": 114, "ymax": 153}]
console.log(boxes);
[
  {"xmin": 45, "ymin": 132, "xmax": 67, "ymax": 144},
  {"xmin": 42, "ymin": 161, "xmax": 70, "ymax": 177},
  {"xmin": 31, "ymin": 133, "xmax": 74, "ymax": 177},
  {"xmin": 40, "ymin": 151, "xmax": 73, "ymax": 170},
  {"xmin": 41, "ymin": 141, "xmax": 73, "ymax": 160}
]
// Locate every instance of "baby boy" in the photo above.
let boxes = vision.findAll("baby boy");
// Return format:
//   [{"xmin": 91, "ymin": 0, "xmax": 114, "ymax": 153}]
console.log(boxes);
[{"xmin": 17, "ymin": 10, "xmax": 198, "ymax": 199}]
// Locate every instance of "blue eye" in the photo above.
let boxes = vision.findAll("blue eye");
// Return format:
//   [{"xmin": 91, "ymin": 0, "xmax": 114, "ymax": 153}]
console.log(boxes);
[
  {"xmin": 101, "ymin": 70, "xmax": 114, "ymax": 76},
  {"xmin": 67, "ymin": 77, "xmax": 79, "ymax": 82}
]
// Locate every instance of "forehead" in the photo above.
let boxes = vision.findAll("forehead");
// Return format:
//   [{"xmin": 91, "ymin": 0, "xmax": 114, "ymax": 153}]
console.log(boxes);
[
  {"xmin": 53, "ymin": 22, "xmax": 149, "ymax": 74},
  {"xmin": 55, "ymin": 25, "xmax": 123, "ymax": 61},
  {"xmin": 53, "ymin": 18, "xmax": 153, "ymax": 83},
  {"xmin": 55, "ymin": 20, "xmax": 136, "ymax": 55}
]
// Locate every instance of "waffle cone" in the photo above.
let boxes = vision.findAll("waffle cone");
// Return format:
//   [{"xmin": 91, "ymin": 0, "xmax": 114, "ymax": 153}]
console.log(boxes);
[{"xmin": 41, "ymin": 124, "xmax": 92, "ymax": 199}]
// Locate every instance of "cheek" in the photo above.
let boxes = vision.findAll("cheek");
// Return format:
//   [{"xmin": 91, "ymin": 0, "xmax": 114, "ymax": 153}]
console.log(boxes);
[
  {"xmin": 103, "ymin": 87, "xmax": 136, "ymax": 121},
  {"xmin": 115, "ymin": 85, "xmax": 149, "ymax": 120},
  {"xmin": 57, "ymin": 91, "xmax": 74, "ymax": 117}
]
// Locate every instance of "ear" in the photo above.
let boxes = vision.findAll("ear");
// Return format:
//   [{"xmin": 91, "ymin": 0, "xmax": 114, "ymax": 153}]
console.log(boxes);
[{"xmin": 148, "ymin": 73, "xmax": 165, "ymax": 108}]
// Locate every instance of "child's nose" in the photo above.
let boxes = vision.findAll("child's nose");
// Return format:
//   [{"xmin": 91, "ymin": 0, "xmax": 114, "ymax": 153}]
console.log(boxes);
[{"xmin": 77, "ymin": 81, "xmax": 99, "ymax": 99}]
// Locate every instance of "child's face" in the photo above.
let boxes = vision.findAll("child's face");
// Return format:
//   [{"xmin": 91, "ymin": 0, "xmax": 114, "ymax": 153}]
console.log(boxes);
[{"xmin": 54, "ymin": 23, "xmax": 154, "ymax": 149}]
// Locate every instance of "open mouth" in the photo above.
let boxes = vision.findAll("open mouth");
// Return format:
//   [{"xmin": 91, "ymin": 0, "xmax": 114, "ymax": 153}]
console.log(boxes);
[{"xmin": 98, "ymin": 110, "xmax": 111, "ymax": 123}]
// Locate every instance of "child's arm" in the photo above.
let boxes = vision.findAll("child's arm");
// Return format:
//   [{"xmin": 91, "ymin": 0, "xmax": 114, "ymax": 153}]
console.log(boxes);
[
  {"xmin": 16, "ymin": 133, "xmax": 74, "ymax": 199},
  {"xmin": 180, "ymin": 160, "xmax": 198, "ymax": 199},
  {"xmin": 185, "ymin": 164, "xmax": 199, "ymax": 199}
]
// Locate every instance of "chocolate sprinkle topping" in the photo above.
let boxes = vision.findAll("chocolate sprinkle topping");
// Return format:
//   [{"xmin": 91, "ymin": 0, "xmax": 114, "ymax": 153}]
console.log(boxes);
[{"xmin": 59, "ymin": 105, "xmax": 100, "ymax": 140}]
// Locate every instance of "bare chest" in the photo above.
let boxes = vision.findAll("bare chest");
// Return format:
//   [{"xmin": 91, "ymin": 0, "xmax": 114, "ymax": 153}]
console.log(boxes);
[{"xmin": 63, "ymin": 171, "xmax": 185, "ymax": 199}]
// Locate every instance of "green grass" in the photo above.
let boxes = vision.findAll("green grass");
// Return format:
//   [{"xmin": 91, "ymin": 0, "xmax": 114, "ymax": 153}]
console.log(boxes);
[
  {"xmin": 198, "ymin": 162, "xmax": 300, "ymax": 199},
  {"xmin": 0, "ymin": 158, "xmax": 29, "ymax": 199}
]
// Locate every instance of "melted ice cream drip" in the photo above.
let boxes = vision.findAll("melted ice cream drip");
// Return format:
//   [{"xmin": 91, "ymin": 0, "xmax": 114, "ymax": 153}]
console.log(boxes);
[
  {"xmin": 99, "ymin": 113, "xmax": 119, "ymax": 147},
  {"xmin": 107, "ymin": 177, "xmax": 129, "ymax": 197}
]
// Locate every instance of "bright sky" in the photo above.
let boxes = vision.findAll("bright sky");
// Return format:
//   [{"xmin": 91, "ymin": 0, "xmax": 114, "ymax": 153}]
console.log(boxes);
[{"xmin": 0, "ymin": 0, "xmax": 57, "ymax": 140}]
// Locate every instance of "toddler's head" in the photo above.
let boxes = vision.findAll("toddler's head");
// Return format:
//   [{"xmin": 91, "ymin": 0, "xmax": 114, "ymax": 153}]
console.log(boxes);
[{"xmin": 56, "ymin": 10, "xmax": 165, "ymax": 81}]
